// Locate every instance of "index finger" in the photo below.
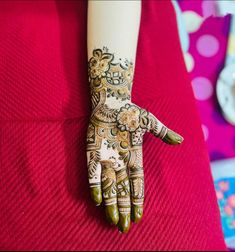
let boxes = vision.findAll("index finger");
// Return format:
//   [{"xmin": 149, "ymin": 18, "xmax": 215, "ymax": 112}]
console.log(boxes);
[{"xmin": 87, "ymin": 150, "xmax": 102, "ymax": 206}]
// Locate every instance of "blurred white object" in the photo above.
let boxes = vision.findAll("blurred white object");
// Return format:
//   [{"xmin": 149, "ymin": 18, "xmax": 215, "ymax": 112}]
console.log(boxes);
[
  {"xmin": 216, "ymin": 1, "xmax": 235, "ymax": 16},
  {"xmin": 182, "ymin": 11, "xmax": 204, "ymax": 34},
  {"xmin": 211, "ymin": 158, "xmax": 235, "ymax": 180},
  {"xmin": 216, "ymin": 64, "xmax": 235, "ymax": 125},
  {"xmin": 216, "ymin": 15, "xmax": 235, "ymax": 126},
  {"xmin": 172, "ymin": 0, "xmax": 189, "ymax": 53},
  {"xmin": 201, "ymin": 1, "xmax": 235, "ymax": 17}
]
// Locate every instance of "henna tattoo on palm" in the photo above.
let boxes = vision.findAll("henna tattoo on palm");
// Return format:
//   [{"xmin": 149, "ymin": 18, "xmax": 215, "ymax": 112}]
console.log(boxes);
[{"xmin": 87, "ymin": 48, "xmax": 183, "ymax": 233}]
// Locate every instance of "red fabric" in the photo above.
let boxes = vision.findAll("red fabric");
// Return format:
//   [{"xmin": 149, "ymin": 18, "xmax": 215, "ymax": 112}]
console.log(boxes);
[{"xmin": 0, "ymin": 0, "xmax": 227, "ymax": 250}]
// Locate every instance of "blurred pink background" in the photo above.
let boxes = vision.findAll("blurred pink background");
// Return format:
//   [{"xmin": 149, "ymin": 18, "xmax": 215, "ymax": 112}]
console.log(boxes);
[{"xmin": 178, "ymin": 0, "xmax": 235, "ymax": 161}]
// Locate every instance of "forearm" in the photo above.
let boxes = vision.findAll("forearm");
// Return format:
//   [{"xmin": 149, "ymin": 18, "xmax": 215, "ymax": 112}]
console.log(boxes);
[
  {"xmin": 87, "ymin": 0, "xmax": 141, "ymax": 107},
  {"xmin": 88, "ymin": 1, "xmax": 141, "ymax": 64},
  {"xmin": 86, "ymin": 1, "xmax": 183, "ymax": 233}
]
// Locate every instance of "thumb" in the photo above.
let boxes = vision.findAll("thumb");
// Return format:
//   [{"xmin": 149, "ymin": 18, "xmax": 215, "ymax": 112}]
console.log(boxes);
[{"xmin": 139, "ymin": 108, "xmax": 184, "ymax": 145}]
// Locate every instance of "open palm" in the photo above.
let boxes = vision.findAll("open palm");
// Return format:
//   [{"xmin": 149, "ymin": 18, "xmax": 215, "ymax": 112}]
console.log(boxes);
[{"xmin": 86, "ymin": 48, "xmax": 183, "ymax": 233}]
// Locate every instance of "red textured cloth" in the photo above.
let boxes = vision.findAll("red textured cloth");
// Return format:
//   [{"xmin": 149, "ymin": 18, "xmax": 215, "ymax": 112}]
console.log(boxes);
[{"xmin": 0, "ymin": 0, "xmax": 227, "ymax": 250}]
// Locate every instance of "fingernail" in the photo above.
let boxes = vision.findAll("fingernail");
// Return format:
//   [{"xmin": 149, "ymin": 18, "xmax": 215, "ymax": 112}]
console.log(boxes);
[
  {"xmin": 131, "ymin": 205, "xmax": 143, "ymax": 223},
  {"xmin": 105, "ymin": 205, "xmax": 119, "ymax": 225},
  {"xmin": 176, "ymin": 135, "xmax": 184, "ymax": 143},
  {"xmin": 90, "ymin": 187, "xmax": 102, "ymax": 206},
  {"xmin": 163, "ymin": 130, "xmax": 184, "ymax": 145},
  {"xmin": 118, "ymin": 214, "xmax": 131, "ymax": 233}
]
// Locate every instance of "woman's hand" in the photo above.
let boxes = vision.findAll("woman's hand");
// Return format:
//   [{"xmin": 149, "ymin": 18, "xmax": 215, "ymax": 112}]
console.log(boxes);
[{"xmin": 86, "ymin": 48, "xmax": 183, "ymax": 233}]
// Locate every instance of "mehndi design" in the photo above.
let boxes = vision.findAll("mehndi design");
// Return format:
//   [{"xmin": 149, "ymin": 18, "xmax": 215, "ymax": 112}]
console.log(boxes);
[{"xmin": 87, "ymin": 48, "xmax": 183, "ymax": 233}]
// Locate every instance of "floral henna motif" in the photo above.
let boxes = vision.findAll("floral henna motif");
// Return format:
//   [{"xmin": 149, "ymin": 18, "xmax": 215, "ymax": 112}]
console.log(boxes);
[
  {"xmin": 88, "ymin": 49, "xmax": 113, "ymax": 79},
  {"xmin": 116, "ymin": 104, "xmax": 140, "ymax": 132},
  {"xmin": 88, "ymin": 48, "xmax": 133, "ymax": 101},
  {"xmin": 86, "ymin": 48, "xmax": 183, "ymax": 232}
]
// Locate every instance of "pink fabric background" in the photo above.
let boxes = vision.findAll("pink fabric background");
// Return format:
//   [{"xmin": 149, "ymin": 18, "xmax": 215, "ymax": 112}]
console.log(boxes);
[
  {"xmin": 0, "ymin": 1, "xmax": 226, "ymax": 250},
  {"xmin": 179, "ymin": 0, "xmax": 235, "ymax": 161}
]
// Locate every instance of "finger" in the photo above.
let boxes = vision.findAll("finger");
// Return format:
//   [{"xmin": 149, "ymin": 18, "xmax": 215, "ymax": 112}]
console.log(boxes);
[
  {"xmin": 139, "ymin": 108, "xmax": 184, "ymax": 145},
  {"xmin": 101, "ymin": 160, "xmax": 119, "ymax": 225},
  {"xmin": 128, "ymin": 149, "xmax": 144, "ymax": 223},
  {"xmin": 116, "ymin": 168, "xmax": 131, "ymax": 233},
  {"xmin": 149, "ymin": 113, "xmax": 184, "ymax": 145},
  {"xmin": 87, "ymin": 151, "xmax": 102, "ymax": 206}
]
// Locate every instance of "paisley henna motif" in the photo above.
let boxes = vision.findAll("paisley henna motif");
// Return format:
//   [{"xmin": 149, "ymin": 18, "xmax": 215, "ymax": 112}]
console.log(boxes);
[{"xmin": 88, "ymin": 151, "xmax": 101, "ymax": 180}]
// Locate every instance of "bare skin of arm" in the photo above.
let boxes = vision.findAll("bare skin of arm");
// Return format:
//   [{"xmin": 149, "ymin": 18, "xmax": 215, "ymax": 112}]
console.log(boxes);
[{"xmin": 87, "ymin": 0, "xmax": 183, "ymax": 233}]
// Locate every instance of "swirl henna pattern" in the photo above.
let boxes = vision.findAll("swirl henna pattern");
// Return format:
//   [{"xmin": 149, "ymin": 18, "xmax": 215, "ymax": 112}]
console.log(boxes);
[{"xmin": 86, "ymin": 48, "xmax": 183, "ymax": 233}]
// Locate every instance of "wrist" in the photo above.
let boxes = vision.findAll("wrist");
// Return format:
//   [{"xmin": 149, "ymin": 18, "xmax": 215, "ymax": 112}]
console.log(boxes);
[{"xmin": 88, "ymin": 48, "xmax": 134, "ymax": 111}]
